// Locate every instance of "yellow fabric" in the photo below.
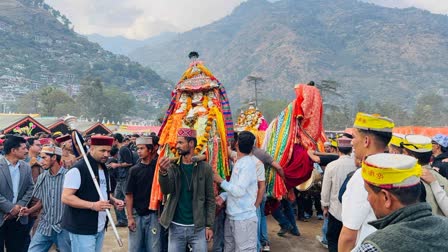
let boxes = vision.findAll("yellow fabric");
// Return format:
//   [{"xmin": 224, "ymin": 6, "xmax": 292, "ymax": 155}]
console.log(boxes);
[
  {"xmin": 353, "ymin": 112, "xmax": 394, "ymax": 132},
  {"xmin": 389, "ymin": 135, "xmax": 404, "ymax": 147},
  {"xmin": 362, "ymin": 161, "xmax": 422, "ymax": 186}
]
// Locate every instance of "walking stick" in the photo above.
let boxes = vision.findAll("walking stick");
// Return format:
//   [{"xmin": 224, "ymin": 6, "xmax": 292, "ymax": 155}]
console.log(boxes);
[{"xmin": 64, "ymin": 116, "xmax": 123, "ymax": 247}]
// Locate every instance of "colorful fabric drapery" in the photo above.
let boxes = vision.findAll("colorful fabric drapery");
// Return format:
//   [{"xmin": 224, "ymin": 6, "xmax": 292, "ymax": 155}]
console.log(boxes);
[
  {"xmin": 263, "ymin": 84, "xmax": 326, "ymax": 199},
  {"xmin": 234, "ymin": 103, "xmax": 268, "ymax": 147}
]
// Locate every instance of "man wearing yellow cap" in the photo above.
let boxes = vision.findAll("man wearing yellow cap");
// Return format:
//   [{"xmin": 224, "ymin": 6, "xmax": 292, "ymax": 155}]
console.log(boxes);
[
  {"xmin": 20, "ymin": 145, "xmax": 71, "ymax": 251},
  {"xmin": 339, "ymin": 113, "xmax": 394, "ymax": 252},
  {"xmin": 356, "ymin": 153, "xmax": 448, "ymax": 252},
  {"xmin": 401, "ymin": 134, "xmax": 448, "ymax": 216},
  {"xmin": 388, "ymin": 133, "xmax": 404, "ymax": 154}
]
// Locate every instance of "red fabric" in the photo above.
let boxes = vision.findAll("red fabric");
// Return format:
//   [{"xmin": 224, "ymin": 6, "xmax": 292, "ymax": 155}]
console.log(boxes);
[
  {"xmin": 294, "ymin": 84, "xmax": 325, "ymax": 150},
  {"xmin": 283, "ymin": 144, "xmax": 313, "ymax": 189}
]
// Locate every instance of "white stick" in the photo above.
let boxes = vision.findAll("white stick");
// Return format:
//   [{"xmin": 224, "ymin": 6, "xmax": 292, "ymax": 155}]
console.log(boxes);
[{"xmin": 73, "ymin": 132, "xmax": 123, "ymax": 247}]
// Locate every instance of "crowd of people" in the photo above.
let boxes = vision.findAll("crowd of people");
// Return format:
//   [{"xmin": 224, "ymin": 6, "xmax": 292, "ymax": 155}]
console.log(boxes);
[{"xmin": 1, "ymin": 111, "xmax": 448, "ymax": 252}]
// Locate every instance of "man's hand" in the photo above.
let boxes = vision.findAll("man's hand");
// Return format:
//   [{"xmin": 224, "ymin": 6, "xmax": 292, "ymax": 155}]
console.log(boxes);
[
  {"xmin": 108, "ymin": 163, "xmax": 120, "ymax": 169},
  {"xmin": 215, "ymin": 196, "xmax": 224, "ymax": 207},
  {"xmin": 111, "ymin": 198, "xmax": 125, "ymax": 211},
  {"xmin": 91, "ymin": 200, "xmax": 112, "ymax": 212},
  {"xmin": 276, "ymin": 168, "xmax": 286, "ymax": 181},
  {"xmin": 9, "ymin": 205, "xmax": 21, "ymax": 216},
  {"xmin": 421, "ymin": 168, "xmax": 436, "ymax": 184},
  {"xmin": 159, "ymin": 157, "xmax": 171, "ymax": 173},
  {"xmin": 213, "ymin": 169, "xmax": 224, "ymax": 184},
  {"xmin": 18, "ymin": 207, "xmax": 31, "ymax": 217},
  {"xmin": 205, "ymin": 228, "xmax": 213, "ymax": 242},
  {"xmin": 323, "ymin": 207, "xmax": 329, "ymax": 218},
  {"xmin": 128, "ymin": 218, "xmax": 136, "ymax": 232}
]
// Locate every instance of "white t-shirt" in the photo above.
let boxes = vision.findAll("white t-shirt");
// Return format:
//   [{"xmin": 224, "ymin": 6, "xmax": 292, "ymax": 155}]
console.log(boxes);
[
  {"xmin": 254, "ymin": 156, "xmax": 266, "ymax": 182},
  {"xmin": 341, "ymin": 169, "xmax": 377, "ymax": 251},
  {"xmin": 64, "ymin": 168, "xmax": 108, "ymax": 233}
]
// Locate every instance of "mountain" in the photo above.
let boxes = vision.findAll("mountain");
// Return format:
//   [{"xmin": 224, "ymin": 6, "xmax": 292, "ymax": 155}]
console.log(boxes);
[
  {"xmin": 129, "ymin": 0, "xmax": 448, "ymax": 110},
  {"xmin": 0, "ymin": 0, "xmax": 170, "ymax": 115},
  {"xmin": 86, "ymin": 32, "xmax": 178, "ymax": 56}
]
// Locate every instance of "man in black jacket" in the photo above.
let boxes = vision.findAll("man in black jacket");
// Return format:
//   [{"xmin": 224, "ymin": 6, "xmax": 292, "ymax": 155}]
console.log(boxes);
[{"xmin": 61, "ymin": 135, "xmax": 125, "ymax": 252}]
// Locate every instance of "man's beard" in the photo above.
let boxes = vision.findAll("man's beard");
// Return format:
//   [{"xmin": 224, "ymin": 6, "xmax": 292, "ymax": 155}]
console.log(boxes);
[{"xmin": 177, "ymin": 148, "xmax": 190, "ymax": 156}]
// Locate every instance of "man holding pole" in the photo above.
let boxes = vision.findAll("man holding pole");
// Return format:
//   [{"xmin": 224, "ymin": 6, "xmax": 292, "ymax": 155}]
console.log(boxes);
[{"xmin": 62, "ymin": 135, "xmax": 125, "ymax": 252}]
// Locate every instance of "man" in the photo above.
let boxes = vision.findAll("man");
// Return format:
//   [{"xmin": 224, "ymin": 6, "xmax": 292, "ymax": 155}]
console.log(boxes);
[
  {"xmin": 126, "ymin": 136, "xmax": 160, "ymax": 251},
  {"xmin": 21, "ymin": 145, "xmax": 71, "ymax": 252},
  {"xmin": 61, "ymin": 135, "xmax": 125, "ymax": 252},
  {"xmin": 25, "ymin": 137, "xmax": 43, "ymax": 182},
  {"xmin": 109, "ymin": 133, "xmax": 134, "ymax": 227},
  {"xmin": 0, "ymin": 135, "xmax": 34, "ymax": 252},
  {"xmin": 388, "ymin": 133, "xmax": 405, "ymax": 154},
  {"xmin": 431, "ymin": 134, "xmax": 448, "ymax": 179},
  {"xmin": 0, "ymin": 139, "xmax": 5, "ymax": 159},
  {"xmin": 401, "ymin": 134, "xmax": 448, "ymax": 216},
  {"xmin": 214, "ymin": 131, "xmax": 258, "ymax": 252},
  {"xmin": 356, "ymin": 153, "xmax": 448, "ymax": 251},
  {"xmin": 339, "ymin": 112, "xmax": 394, "ymax": 252},
  {"xmin": 320, "ymin": 137, "xmax": 356, "ymax": 252},
  {"xmin": 159, "ymin": 128, "xmax": 215, "ymax": 251}
]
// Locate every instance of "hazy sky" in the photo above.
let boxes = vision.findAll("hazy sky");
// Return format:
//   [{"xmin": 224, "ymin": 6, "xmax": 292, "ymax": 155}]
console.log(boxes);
[{"xmin": 45, "ymin": 0, "xmax": 448, "ymax": 40}]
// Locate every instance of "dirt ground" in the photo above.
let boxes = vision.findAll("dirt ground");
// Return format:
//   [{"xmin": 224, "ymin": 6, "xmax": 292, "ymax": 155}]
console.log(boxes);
[{"xmin": 101, "ymin": 215, "xmax": 328, "ymax": 252}]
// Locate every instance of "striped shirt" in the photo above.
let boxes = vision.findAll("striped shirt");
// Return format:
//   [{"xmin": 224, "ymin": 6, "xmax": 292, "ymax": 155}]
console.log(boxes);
[{"xmin": 34, "ymin": 167, "xmax": 68, "ymax": 236}]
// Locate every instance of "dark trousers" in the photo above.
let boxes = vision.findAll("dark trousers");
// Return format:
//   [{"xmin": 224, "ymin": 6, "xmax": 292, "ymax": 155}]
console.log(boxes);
[
  {"xmin": 326, "ymin": 213, "xmax": 343, "ymax": 252},
  {"xmin": 0, "ymin": 219, "xmax": 31, "ymax": 252}
]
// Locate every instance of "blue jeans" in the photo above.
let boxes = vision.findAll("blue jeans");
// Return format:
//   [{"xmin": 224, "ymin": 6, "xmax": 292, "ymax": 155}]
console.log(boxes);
[
  {"xmin": 128, "ymin": 211, "xmax": 160, "ymax": 252},
  {"xmin": 272, "ymin": 199, "xmax": 300, "ymax": 234},
  {"xmin": 259, "ymin": 196, "xmax": 269, "ymax": 245},
  {"xmin": 114, "ymin": 178, "xmax": 128, "ymax": 224},
  {"xmin": 168, "ymin": 223, "xmax": 207, "ymax": 252},
  {"xmin": 69, "ymin": 230, "xmax": 105, "ymax": 252},
  {"xmin": 212, "ymin": 210, "xmax": 226, "ymax": 252},
  {"xmin": 322, "ymin": 216, "xmax": 328, "ymax": 243},
  {"xmin": 28, "ymin": 229, "xmax": 71, "ymax": 252}
]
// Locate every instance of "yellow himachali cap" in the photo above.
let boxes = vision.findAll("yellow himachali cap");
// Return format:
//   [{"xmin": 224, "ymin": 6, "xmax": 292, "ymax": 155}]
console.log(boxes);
[
  {"xmin": 389, "ymin": 133, "xmax": 405, "ymax": 147},
  {"xmin": 353, "ymin": 112, "xmax": 394, "ymax": 132},
  {"xmin": 362, "ymin": 153, "xmax": 421, "ymax": 189},
  {"xmin": 330, "ymin": 138, "xmax": 338, "ymax": 148},
  {"xmin": 401, "ymin": 134, "xmax": 432, "ymax": 153}
]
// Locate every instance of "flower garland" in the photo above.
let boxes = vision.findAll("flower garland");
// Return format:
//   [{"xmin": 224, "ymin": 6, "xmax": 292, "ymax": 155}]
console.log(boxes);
[{"xmin": 195, "ymin": 108, "xmax": 217, "ymax": 155}]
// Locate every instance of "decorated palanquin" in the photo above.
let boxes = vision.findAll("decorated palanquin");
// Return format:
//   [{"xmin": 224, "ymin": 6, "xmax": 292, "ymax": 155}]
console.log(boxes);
[
  {"xmin": 262, "ymin": 83, "xmax": 327, "ymax": 199},
  {"xmin": 235, "ymin": 102, "xmax": 268, "ymax": 147},
  {"xmin": 149, "ymin": 52, "xmax": 234, "ymax": 210}
]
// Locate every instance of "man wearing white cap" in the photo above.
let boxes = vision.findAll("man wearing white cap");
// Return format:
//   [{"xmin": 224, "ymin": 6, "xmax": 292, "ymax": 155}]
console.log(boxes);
[
  {"xmin": 339, "ymin": 113, "xmax": 394, "ymax": 252},
  {"xmin": 356, "ymin": 153, "xmax": 448, "ymax": 252},
  {"xmin": 321, "ymin": 137, "xmax": 356, "ymax": 252},
  {"xmin": 126, "ymin": 136, "xmax": 161, "ymax": 251},
  {"xmin": 401, "ymin": 134, "xmax": 448, "ymax": 216},
  {"xmin": 21, "ymin": 145, "xmax": 71, "ymax": 252},
  {"xmin": 431, "ymin": 134, "xmax": 448, "ymax": 179}
]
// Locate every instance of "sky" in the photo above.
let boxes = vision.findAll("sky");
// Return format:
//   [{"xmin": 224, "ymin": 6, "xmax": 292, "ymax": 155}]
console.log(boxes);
[{"xmin": 45, "ymin": 0, "xmax": 448, "ymax": 40}]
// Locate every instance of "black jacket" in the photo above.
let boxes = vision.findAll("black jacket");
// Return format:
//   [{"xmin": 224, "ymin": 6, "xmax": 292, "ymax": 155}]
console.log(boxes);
[
  {"xmin": 432, "ymin": 152, "xmax": 448, "ymax": 179},
  {"xmin": 62, "ymin": 154, "xmax": 111, "ymax": 235}
]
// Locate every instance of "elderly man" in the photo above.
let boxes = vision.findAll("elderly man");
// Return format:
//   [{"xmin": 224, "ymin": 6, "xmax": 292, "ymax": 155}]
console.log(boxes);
[
  {"xmin": 62, "ymin": 135, "xmax": 125, "ymax": 252},
  {"xmin": 159, "ymin": 128, "xmax": 215, "ymax": 252},
  {"xmin": 356, "ymin": 153, "xmax": 448, "ymax": 251}
]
